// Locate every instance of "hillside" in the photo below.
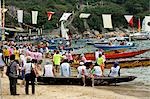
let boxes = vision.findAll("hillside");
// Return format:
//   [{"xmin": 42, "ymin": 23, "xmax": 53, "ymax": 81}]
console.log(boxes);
[{"xmin": 4, "ymin": 0, "xmax": 150, "ymax": 33}]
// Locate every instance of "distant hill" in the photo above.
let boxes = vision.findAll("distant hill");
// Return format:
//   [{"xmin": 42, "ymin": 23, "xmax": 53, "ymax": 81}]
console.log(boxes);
[{"xmin": 4, "ymin": 0, "xmax": 150, "ymax": 33}]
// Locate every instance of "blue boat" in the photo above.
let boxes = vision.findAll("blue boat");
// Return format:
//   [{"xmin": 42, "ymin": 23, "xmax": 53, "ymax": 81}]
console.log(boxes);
[{"xmin": 94, "ymin": 43, "xmax": 134, "ymax": 50}]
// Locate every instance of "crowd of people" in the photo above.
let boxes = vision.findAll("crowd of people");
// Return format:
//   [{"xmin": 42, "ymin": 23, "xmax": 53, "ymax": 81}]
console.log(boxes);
[{"xmin": 0, "ymin": 41, "xmax": 121, "ymax": 95}]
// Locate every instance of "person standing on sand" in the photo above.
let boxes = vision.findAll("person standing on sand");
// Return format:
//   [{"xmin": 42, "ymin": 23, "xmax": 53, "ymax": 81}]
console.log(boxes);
[
  {"xmin": 0, "ymin": 49, "xmax": 6, "ymax": 77},
  {"xmin": 77, "ymin": 62, "xmax": 88, "ymax": 86},
  {"xmin": 24, "ymin": 57, "xmax": 37, "ymax": 95},
  {"xmin": 3, "ymin": 47, "xmax": 10, "ymax": 64},
  {"xmin": 8, "ymin": 54, "xmax": 20, "ymax": 95},
  {"xmin": 53, "ymin": 50, "xmax": 63, "ymax": 72},
  {"xmin": 96, "ymin": 53, "xmax": 105, "ymax": 76}
]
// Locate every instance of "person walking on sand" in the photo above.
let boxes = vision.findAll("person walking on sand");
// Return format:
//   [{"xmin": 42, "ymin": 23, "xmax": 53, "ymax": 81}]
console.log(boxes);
[
  {"xmin": 8, "ymin": 54, "xmax": 20, "ymax": 95},
  {"xmin": 53, "ymin": 50, "xmax": 63, "ymax": 72},
  {"xmin": 24, "ymin": 56, "xmax": 37, "ymax": 95}
]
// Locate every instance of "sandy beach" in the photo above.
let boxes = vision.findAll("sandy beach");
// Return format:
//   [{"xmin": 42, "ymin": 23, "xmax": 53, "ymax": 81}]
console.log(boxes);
[{"xmin": 0, "ymin": 75, "xmax": 139, "ymax": 99}]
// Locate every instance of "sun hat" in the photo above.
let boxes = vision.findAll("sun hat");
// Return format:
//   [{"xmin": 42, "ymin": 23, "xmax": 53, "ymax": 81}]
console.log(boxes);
[{"xmin": 80, "ymin": 62, "xmax": 84, "ymax": 65}]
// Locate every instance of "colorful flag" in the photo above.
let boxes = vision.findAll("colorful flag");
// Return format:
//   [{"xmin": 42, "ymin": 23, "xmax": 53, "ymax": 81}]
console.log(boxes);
[
  {"xmin": 124, "ymin": 15, "xmax": 134, "ymax": 28},
  {"xmin": 59, "ymin": 13, "xmax": 72, "ymax": 21},
  {"xmin": 137, "ymin": 18, "xmax": 141, "ymax": 32},
  {"xmin": 102, "ymin": 14, "xmax": 113, "ymax": 28},
  {"xmin": 47, "ymin": 12, "xmax": 54, "ymax": 21},
  {"xmin": 17, "ymin": 10, "xmax": 23, "ymax": 23},
  {"xmin": 79, "ymin": 13, "xmax": 91, "ymax": 18},
  {"xmin": 32, "ymin": 11, "xmax": 38, "ymax": 24}
]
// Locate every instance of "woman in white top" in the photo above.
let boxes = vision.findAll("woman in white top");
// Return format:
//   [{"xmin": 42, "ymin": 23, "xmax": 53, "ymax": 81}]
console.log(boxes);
[
  {"xmin": 43, "ymin": 62, "xmax": 55, "ymax": 77},
  {"xmin": 60, "ymin": 59, "xmax": 71, "ymax": 77},
  {"xmin": 108, "ymin": 62, "xmax": 120, "ymax": 77}
]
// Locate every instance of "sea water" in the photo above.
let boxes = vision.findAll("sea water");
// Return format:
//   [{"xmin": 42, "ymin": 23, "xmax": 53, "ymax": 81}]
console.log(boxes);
[{"xmin": 78, "ymin": 40, "xmax": 150, "ymax": 86}]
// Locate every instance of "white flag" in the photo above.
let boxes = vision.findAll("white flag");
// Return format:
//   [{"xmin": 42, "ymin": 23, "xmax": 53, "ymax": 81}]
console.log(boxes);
[
  {"xmin": 142, "ymin": 16, "xmax": 150, "ymax": 32},
  {"xmin": 102, "ymin": 14, "xmax": 113, "ymax": 28},
  {"xmin": 79, "ymin": 13, "xmax": 91, "ymax": 18},
  {"xmin": 17, "ymin": 10, "xmax": 23, "ymax": 23},
  {"xmin": 32, "ymin": 11, "xmax": 38, "ymax": 24},
  {"xmin": 59, "ymin": 13, "xmax": 72, "ymax": 21}
]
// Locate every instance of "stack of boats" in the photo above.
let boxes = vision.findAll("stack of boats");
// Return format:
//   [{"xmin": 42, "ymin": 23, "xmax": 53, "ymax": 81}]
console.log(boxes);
[{"xmin": 72, "ymin": 39, "xmax": 150, "ymax": 69}]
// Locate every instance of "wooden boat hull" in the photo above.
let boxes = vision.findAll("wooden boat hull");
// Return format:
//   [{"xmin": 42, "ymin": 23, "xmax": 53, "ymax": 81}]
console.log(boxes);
[
  {"xmin": 71, "ymin": 58, "xmax": 150, "ymax": 69},
  {"xmin": 106, "ymin": 58, "xmax": 150, "ymax": 69},
  {"xmin": 37, "ymin": 76, "xmax": 137, "ymax": 86},
  {"xmin": 84, "ymin": 49, "xmax": 150, "ymax": 60}
]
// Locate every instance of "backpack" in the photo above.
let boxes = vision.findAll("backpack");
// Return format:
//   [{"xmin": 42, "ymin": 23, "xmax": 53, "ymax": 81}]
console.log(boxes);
[
  {"xmin": 30, "ymin": 64, "xmax": 36, "ymax": 78},
  {"xmin": 6, "ymin": 61, "xmax": 14, "ymax": 77},
  {"xmin": 6, "ymin": 66, "xmax": 10, "ymax": 76}
]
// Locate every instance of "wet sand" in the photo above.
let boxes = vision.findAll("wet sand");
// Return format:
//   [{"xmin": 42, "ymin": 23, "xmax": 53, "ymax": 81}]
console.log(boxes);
[
  {"xmin": 0, "ymin": 76, "xmax": 138, "ymax": 99},
  {"xmin": 96, "ymin": 84, "xmax": 150, "ymax": 99}
]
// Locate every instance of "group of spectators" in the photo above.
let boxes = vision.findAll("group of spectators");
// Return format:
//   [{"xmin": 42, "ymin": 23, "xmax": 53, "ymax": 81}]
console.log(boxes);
[{"xmin": 0, "ymin": 40, "xmax": 121, "ymax": 96}]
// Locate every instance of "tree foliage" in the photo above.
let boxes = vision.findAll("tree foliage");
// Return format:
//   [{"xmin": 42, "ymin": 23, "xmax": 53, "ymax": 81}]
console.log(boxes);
[{"xmin": 4, "ymin": 0, "xmax": 150, "ymax": 32}]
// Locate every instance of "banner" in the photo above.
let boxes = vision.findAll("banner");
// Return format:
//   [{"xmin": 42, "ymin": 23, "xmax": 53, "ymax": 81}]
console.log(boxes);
[
  {"xmin": 61, "ymin": 21, "xmax": 69, "ymax": 40},
  {"xmin": 124, "ymin": 15, "xmax": 133, "ymax": 27},
  {"xmin": 59, "ymin": 13, "xmax": 72, "ymax": 21},
  {"xmin": 47, "ymin": 12, "xmax": 54, "ymax": 21},
  {"xmin": 32, "ymin": 11, "xmax": 38, "ymax": 24},
  {"xmin": 142, "ymin": 16, "xmax": 150, "ymax": 32},
  {"xmin": 102, "ymin": 14, "xmax": 113, "ymax": 28},
  {"xmin": 17, "ymin": 10, "xmax": 23, "ymax": 23},
  {"xmin": 79, "ymin": 13, "xmax": 91, "ymax": 18}
]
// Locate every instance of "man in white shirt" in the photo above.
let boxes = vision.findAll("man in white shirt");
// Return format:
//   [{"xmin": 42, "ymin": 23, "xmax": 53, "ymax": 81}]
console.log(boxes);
[
  {"xmin": 60, "ymin": 59, "xmax": 71, "ymax": 77},
  {"xmin": 43, "ymin": 62, "xmax": 55, "ymax": 77},
  {"xmin": 92, "ymin": 63, "xmax": 103, "ymax": 77},
  {"xmin": 77, "ymin": 62, "xmax": 88, "ymax": 86},
  {"xmin": 108, "ymin": 62, "xmax": 120, "ymax": 77},
  {"xmin": 95, "ymin": 49, "xmax": 102, "ymax": 60}
]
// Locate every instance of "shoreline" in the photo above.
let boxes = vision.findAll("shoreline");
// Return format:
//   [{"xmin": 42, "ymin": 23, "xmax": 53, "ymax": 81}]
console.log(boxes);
[
  {"xmin": 0, "ymin": 76, "xmax": 140, "ymax": 99},
  {"xmin": 96, "ymin": 84, "xmax": 150, "ymax": 99}
]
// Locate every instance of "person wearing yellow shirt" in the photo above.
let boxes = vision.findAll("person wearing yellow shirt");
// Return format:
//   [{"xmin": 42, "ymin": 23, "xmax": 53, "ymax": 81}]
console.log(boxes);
[
  {"xmin": 53, "ymin": 51, "xmax": 63, "ymax": 73},
  {"xmin": 14, "ymin": 47, "xmax": 20, "ymax": 63},
  {"xmin": 96, "ymin": 53, "xmax": 104, "ymax": 76},
  {"xmin": 3, "ymin": 47, "xmax": 10, "ymax": 64}
]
